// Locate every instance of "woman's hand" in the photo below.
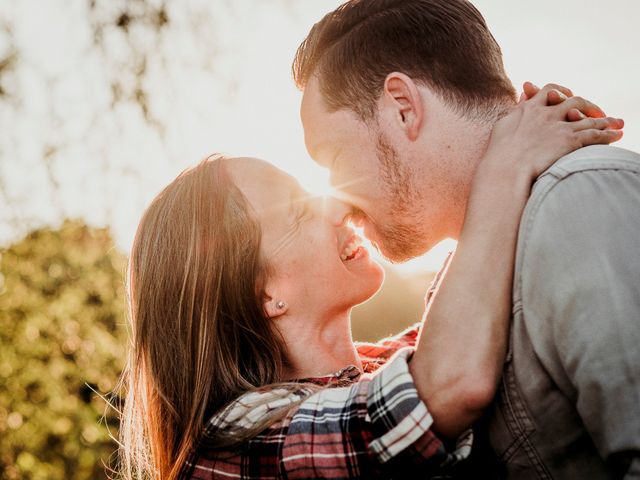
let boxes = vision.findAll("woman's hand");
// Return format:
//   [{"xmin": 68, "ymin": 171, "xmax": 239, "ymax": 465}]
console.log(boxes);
[
  {"xmin": 521, "ymin": 82, "xmax": 603, "ymax": 121},
  {"xmin": 481, "ymin": 82, "xmax": 624, "ymax": 183}
]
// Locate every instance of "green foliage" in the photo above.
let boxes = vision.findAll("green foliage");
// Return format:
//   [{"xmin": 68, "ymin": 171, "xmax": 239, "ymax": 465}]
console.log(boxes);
[{"xmin": 0, "ymin": 220, "xmax": 128, "ymax": 480}]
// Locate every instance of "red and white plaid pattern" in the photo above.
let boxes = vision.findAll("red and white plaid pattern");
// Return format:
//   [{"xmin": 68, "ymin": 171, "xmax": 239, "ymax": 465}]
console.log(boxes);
[{"xmin": 183, "ymin": 323, "xmax": 472, "ymax": 479}]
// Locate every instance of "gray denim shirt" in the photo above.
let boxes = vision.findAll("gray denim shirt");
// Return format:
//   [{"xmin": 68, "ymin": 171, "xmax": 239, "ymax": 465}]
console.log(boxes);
[{"xmin": 466, "ymin": 145, "xmax": 640, "ymax": 479}]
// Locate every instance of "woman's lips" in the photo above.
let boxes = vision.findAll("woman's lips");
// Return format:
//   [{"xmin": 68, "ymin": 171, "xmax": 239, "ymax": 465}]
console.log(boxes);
[
  {"xmin": 339, "ymin": 233, "xmax": 363, "ymax": 261},
  {"xmin": 346, "ymin": 244, "xmax": 368, "ymax": 262}
]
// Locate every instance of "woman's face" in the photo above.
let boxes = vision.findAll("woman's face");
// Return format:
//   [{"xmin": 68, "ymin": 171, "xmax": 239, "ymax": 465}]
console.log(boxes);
[{"xmin": 227, "ymin": 158, "xmax": 384, "ymax": 317}]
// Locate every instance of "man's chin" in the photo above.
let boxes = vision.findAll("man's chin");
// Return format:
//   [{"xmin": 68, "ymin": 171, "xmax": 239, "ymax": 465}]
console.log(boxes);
[
  {"xmin": 365, "ymin": 223, "xmax": 430, "ymax": 263},
  {"xmin": 375, "ymin": 241, "xmax": 422, "ymax": 264}
]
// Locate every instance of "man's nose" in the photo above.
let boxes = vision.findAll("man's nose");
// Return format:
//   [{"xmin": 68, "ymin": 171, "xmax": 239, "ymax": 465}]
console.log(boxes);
[{"xmin": 324, "ymin": 197, "xmax": 354, "ymax": 226}]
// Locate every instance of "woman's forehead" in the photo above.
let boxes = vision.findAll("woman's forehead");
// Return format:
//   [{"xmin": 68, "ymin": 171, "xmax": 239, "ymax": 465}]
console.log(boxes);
[
  {"xmin": 226, "ymin": 157, "xmax": 300, "ymax": 216},
  {"xmin": 227, "ymin": 158, "xmax": 295, "ymax": 187}
]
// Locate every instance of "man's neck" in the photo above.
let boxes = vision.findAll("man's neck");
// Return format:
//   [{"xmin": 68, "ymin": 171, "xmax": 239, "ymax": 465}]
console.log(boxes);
[{"xmin": 442, "ymin": 99, "xmax": 520, "ymax": 241}]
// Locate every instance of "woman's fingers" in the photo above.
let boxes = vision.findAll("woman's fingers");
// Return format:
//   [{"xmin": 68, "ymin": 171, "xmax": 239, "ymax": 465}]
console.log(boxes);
[
  {"xmin": 522, "ymin": 82, "xmax": 541, "ymax": 100},
  {"xmin": 575, "ymin": 128, "xmax": 623, "ymax": 146},
  {"xmin": 571, "ymin": 116, "xmax": 625, "ymax": 132},
  {"xmin": 547, "ymin": 83, "xmax": 573, "ymax": 98},
  {"xmin": 553, "ymin": 95, "xmax": 607, "ymax": 119},
  {"xmin": 523, "ymin": 82, "xmax": 611, "ymax": 122},
  {"xmin": 525, "ymin": 82, "xmax": 573, "ymax": 102},
  {"xmin": 546, "ymin": 89, "xmax": 568, "ymax": 105},
  {"xmin": 571, "ymin": 116, "xmax": 624, "ymax": 147},
  {"xmin": 567, "ymin": 108, "xmax": 586, "ymax": 121}
]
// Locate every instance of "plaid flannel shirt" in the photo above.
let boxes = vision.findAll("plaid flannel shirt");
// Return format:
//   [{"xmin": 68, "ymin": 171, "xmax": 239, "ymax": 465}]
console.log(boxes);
[
  {"xmin": 183, "ymin": 324, "xmax": 472, "ymax": 479},
  {"xmin": 183, "ymin": 252, "xmax": 469, "ymax": 479}
]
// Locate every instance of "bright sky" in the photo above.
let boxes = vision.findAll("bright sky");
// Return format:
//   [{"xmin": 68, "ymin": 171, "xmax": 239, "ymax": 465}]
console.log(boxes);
[{"xmin": 2, "ymin": 0, "xmax": 639, "ymax": 274}]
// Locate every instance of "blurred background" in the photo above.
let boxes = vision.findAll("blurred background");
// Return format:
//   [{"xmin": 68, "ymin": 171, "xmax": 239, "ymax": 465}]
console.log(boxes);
[{"xmin": 1, "ymin": 0, "xmax": 639, "ymax": 478}]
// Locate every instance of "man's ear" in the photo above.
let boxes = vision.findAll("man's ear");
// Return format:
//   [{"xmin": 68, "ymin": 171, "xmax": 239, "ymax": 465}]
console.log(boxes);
[{"xmin": 382, "ymin": 72, "xmax": 423, "ymax": 141}]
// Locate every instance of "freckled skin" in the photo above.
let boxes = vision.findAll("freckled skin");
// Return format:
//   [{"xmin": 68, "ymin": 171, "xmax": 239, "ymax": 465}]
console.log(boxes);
[{"xmin": 226, "ymin": 158, "xmax": 385, "ymax": 319}]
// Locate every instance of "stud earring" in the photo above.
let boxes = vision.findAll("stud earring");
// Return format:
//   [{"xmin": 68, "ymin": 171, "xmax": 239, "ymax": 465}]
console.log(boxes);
[{"xmin": 276, "ymin": 301, "xmax": 287, "ymax": 310}]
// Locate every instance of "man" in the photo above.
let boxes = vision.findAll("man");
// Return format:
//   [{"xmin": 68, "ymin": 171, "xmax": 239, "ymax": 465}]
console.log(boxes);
[{"xmin": 294, "ymin": 0, "xmax": 640, "ymax": 478}]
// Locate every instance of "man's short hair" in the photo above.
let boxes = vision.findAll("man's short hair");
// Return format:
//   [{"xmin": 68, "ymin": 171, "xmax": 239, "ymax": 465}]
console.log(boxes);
[{"xmin": 293, "ymin": 0, "xmax": 516, "ymax": 122}]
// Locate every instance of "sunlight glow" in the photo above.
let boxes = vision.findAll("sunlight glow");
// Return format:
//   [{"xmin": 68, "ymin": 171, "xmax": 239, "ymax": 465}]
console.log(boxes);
[
  {"xmin": 294, "ymin": 167, "xmax": 457, "ymax": 275},
  {"xmin": 297, "ymin": 168, "xmax": 334, "ymax": 198},
  {"xmin": 390, "ymin": 238, "xmax": 458, "ymax": 275},
  {"xmin": 348, "ymin": 218, "xmax": 457, "ymax": 275}
]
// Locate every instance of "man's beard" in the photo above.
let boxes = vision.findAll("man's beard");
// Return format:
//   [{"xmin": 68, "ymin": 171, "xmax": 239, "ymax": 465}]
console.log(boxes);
[{"xmin": 373, "ymin": 133, "xmax": 428, "ymax": 263}]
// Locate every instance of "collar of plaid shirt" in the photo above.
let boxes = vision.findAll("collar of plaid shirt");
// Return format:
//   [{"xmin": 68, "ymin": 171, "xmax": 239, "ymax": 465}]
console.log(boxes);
[{"xmin": 297, "ymin": 329, "xmax": 416, "ymax": 387}]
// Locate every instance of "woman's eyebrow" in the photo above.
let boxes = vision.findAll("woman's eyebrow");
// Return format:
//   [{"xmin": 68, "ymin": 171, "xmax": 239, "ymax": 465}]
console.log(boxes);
[
  {"xmin": 287, "ymin": 187, "xmax": 300, "ymax": 217},
  {"xmin": 288, "ymin": 185, "xmax": 309, "ymax": 213}
]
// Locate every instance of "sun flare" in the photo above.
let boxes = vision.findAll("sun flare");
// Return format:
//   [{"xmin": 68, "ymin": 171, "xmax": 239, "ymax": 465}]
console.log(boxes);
[
  {"xmin": 292, "ymin": 167, "xmax": 456, "ymax": 275},
  {"xmin": 297, "ymin": 168, "xmax": 335, "ymax": 198}
]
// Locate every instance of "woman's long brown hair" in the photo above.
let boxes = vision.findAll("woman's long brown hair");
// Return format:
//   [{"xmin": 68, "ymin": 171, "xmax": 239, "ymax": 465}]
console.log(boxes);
[{"xmin": 118, "ymin": 156, "xmax": 289, "ymax": 479}]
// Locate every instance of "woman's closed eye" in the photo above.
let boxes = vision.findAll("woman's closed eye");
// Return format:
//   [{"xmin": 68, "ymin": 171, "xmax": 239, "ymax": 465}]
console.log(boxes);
[
  {"xmin": 292, "ymin": 197, "xmax": 313, "ymax": 228},
  {"xmin": 271, "ymin": 195, "xmax": 313, "ymax": 258}
]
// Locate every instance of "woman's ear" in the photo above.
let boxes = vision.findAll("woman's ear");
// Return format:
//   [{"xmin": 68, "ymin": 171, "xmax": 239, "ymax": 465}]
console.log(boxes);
[
  {"xmin": 263, "ymin": 296, "xmax": 288, "ymax": 318},
  {"xmin": 263, "ymin": 274, "xmax": 291, "ymax": 318},
  {"xmin": 382, "ymin": 72, "xmax": 424, "ymax": 141}
]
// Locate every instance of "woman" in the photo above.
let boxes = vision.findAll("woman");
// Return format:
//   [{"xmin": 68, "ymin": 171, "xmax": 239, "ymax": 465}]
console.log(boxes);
[{"xmin": 117, "ymin": 87, "xmax": 623, "ymax": 479}]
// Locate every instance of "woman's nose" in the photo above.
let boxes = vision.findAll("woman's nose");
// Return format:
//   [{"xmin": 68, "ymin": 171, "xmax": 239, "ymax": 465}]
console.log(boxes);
[{"xmin": 324, "ymin": 197, "xmax": 353, "ymax": 226}]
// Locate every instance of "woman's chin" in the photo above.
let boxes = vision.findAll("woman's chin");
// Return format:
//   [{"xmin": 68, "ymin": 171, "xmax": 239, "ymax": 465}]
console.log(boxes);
[{"xmin": 348, "ymin": 260, "xmax": 385, "ymax": 306}]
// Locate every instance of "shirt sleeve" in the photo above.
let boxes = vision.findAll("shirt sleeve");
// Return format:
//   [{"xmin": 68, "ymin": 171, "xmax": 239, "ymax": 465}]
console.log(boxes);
[
  {"xmin": 280, "ymin": 347, "xmax": 472, "ymax": 478},
  {"xmin": 519, "ymin": 167, "xmax": 640, "ymax": 477},
  {"xmin": 355, "ymin": 323, "xmax": 422, "ymax": 363}
]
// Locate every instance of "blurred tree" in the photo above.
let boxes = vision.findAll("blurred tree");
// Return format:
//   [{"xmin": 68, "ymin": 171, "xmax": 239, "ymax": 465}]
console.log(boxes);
[
  {"xmin": 0, "ymin": 0, "xmax": 297, "ymax": 245},
  {"xmin": 0, "ymin": 0, "xmax": 224, "ymax": 243},
  {"xmin": 0, "ymin": 220, "xmax": 127, "ymax": 480}
]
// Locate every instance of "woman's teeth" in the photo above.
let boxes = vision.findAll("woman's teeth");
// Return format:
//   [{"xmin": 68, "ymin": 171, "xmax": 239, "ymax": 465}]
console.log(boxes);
[{"xmin": 340, "ymin": 237, "xmax": 362, "ymax": 261}]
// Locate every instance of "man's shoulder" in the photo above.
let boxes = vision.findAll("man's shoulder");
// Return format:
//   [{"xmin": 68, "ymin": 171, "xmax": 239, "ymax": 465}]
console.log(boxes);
[
  {"xmin": 538, "ymin": 145, "xmax": 640, "ymax": 182},
  {"xmin": 515, "ymin": 143, "xmax": 640, "ymax": 299},
  {"xmin": 523, "ymin": 145, "xmax": 640, "ymax": 217}
]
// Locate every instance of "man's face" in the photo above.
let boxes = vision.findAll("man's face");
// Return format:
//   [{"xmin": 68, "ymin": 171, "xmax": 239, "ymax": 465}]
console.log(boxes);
[{"xmin": 301, "ymin": 77, "xmax": 450, "ymax": 262}]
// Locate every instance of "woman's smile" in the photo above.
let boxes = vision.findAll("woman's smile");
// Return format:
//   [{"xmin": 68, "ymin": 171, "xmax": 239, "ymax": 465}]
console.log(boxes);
[{"xmin": 338, "ymin": 232, "xmax": 364, "ymax": 262}]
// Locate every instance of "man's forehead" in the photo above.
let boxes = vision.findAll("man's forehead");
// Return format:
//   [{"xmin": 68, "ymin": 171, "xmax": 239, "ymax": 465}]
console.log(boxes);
[
  {"xmin": 300, "ymin": 78, "xmax": 356, "ymax": 164},
  {"xmin": 300, "ymin": 75, "xmax": 324, "ymax": 122},
  {"xmin": 300, "ymin": 78, "xmax": 329, "ymax": 160}
]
